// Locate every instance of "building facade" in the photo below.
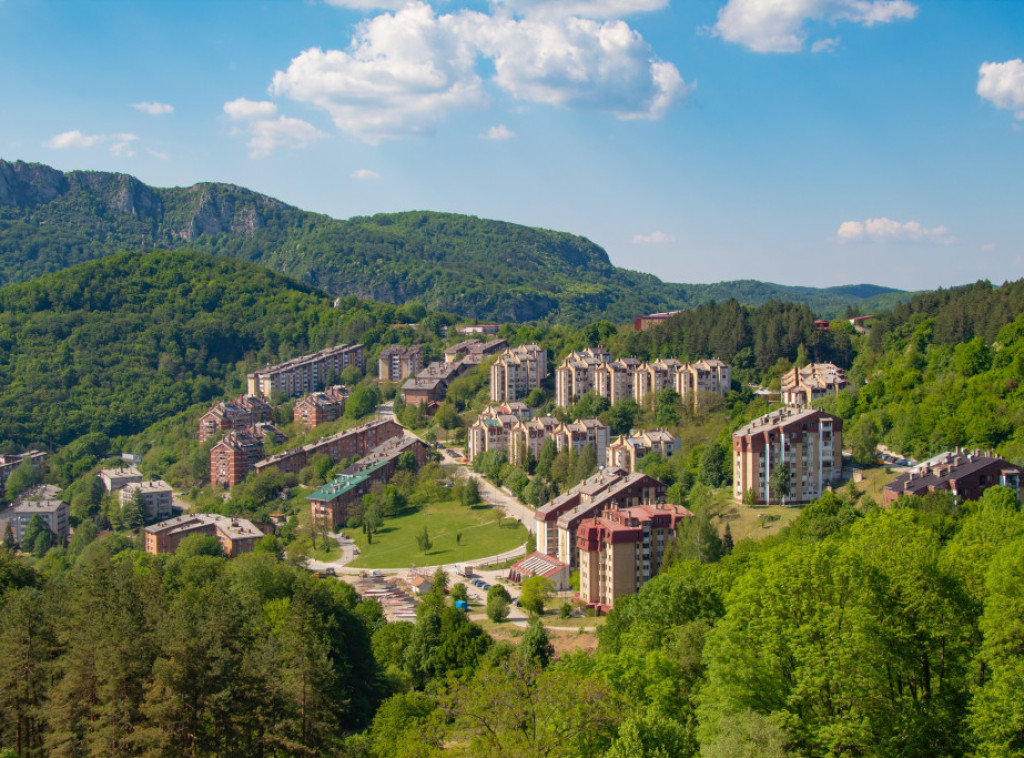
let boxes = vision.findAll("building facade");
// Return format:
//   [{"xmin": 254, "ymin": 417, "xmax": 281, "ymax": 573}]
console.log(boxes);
[
  {"xmin": 0, "ymin": 451, "xmax": 46, "ymax": 491},
  {"xmin": 732, "ymin": 407, "xmax": 843, "ymax": 505},
  {"xmin": 144, "ymin": 513, "xmax": 265, "ymax": 557},
  {"xmin": 293, "ymin": 386, "xmax": 349, "ymax": 429},
  {"xmin": 247, "ymin": 344, "xmax": 364, "ymax": 398},
  {"xmin": 210, "ymin": 431, "xmax": 265, "ymax": 489},
  {"xmin": 119, "ymin": 480, "xmax": 174, "ymax": 522},
  {"xmin": 198, "ymin": 395, "xmax": 274, "ymax": 444},
  {"xmin": 378, "ymin": 345, "xmax": 424, "ymax": 382},
  {"xmin": 605, "ymin": 429, "xmax": 681, "ymax": 471},
  {"xmin": 883, "ymin": 450, "xmax": 1023, "ymax": 506},
  {"xmin": 253, "ymin": 418, "xmax": 403, "ymax": 477},
  {"xmin": 98, "ymin": 465, "xmax": 143, "ymax": 493},
  {"xmin": 8, "ymin": 497, "xmax": 69, "ymax": 545},
  {"xmin": 490, "ymin": 344, "xmax": 548, "ymax": 403},
  {"xmin": 780, "ymin": 363, "xmax": 848, "ymax": 407}
]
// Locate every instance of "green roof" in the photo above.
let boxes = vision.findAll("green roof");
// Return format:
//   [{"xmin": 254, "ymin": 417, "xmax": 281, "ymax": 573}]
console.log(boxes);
[{"xmin": 306, "ymin": 456, "xmax": 391, "ymax": 502}]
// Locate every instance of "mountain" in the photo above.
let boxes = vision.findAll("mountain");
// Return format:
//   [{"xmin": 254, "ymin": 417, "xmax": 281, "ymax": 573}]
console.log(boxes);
[{"xmin": 0, "ymin": 159, "xmax": 909, "ymax": 323}]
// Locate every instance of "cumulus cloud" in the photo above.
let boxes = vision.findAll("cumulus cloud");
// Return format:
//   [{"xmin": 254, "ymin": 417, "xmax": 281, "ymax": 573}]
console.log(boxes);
[
  {"xmin": 132, "ymin": 101, "xmax": 174, "ymax": 115},
  {"xmin": 223, "ymin": 98, "xmax": 326, "ymax": 157},
  {"xmin": 978, "ymin": 59, "xmax": 1024, "ymax": 119},
  {"xmin": 811, "ymin": 36, "xmax": 840, "ymax": 53},
  {"xmin": 632, "ymin": 231, "xmax": 676, "ymax": 243},
  {"xmin": 836, "ymin": 217, "xmax": 956, "ymax": 245},
  {"xmin": 494, "ymin": 0, "xmax": 669, "ymax": 20},
  {"xmin": 44, "ymin": 129, "xmax": 140, "ymax": 156},
  {"xmin": 712, "ymin": 0, "xmax": 917, "ymax": 53},
  {"xmin": 482, "ymin": 124, "xmax": 516, "ymax": 140},
  {"xmin": 352, "ymin": 168, "xmax": 380, "ymax": 179},
  {"xmin": 270, "ymin": 1, "xmax": 689, "ymax": 143}
]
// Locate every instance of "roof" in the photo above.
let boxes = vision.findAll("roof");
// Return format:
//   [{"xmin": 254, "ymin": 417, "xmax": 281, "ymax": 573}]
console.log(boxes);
[
  {"xmin": 511, "ymin": 551, "xmax": 569, "ymax": 579},
  {"xmin": 885, "ymin": 450, "xmax": 1022, "ymax": 498},
  {"xmin": 733, "ymin": 407, "xmax": 836, "ymax": 438}
]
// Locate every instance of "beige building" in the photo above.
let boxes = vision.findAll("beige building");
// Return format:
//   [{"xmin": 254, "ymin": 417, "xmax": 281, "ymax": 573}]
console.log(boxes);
[
  {"xmin": 98, "ymin": 466, "xmax": 143, "ymax": 493},
  {"xmin": 732, "ymin": 407, "xmax": 843, "ymax": 505},
  {"xmin": 577, "ymin": 504, "xmax": 693, "ymax": 609},
  {"xmin": 469, "ymin": 412, "xmax": 608, "ymax": 467},
  {"xmin": 605, "ymin": 429, "xmax": 681, "ymax": 471},
  {"xmin": 675, "ymin": 359, "xmax": 731, "ymax": 407},
  {"xmin": 555, "ymin": 348, "xmax": 612, "ymax": 407},
  {"xmin": 780, "ymin": 363, "xmax": 848, "ymax": 407},
  {"xmin": 119, "ymin": 480, "xmax": 174, "ymax": 522},
  {"xmin": 378, "ymin": 345, "xmax": 423, "ymax": 382},
  {"xmin": 247, "ymin": 344, "xmax": 364, "ymax": 399},
  {"xmin": 633, "ymin": 358, "xmax": 683, "ymax": 407},
  {"xmin": 490, "ymin": 344, "xmax": 547, "ymax": 403}
]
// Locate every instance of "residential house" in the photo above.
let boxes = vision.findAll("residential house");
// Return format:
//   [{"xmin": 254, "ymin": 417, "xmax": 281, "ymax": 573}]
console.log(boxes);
[
  {"xmin": 98, "ymin": 466, "xmax": 143, "ymax": 493},
  {"xmin": 490, "ymin": 344, "xmax": 548, "ymax": 403},
  {"xmin": 144, "ymin": 513, "xmax": 265, "ymax": 557}
]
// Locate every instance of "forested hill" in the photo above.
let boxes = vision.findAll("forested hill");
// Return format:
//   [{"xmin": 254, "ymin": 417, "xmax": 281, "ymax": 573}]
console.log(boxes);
[
  {"xmin": 0, "ymin": 248, "xmax": 433, "ymax": 449},
  {"xmin": 0, "ymin": 159, "xmax": 907, "ymax": 323}
]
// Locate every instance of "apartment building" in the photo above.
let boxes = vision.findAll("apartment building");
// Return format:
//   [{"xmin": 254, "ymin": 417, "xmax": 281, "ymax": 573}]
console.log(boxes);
[
  {"xmin": 443, "ymin": 338, "xmax": 507, "ymax": 364},
  {"xmin": 732, "ymin": 407, "xmax": 843, "ymax": 505},
  {"xmin": 293, "ymin": 386, "xmax": 349, "ymax": 429},
  {"xmin": 633, "ymin": 358, "xmax": 683, "ymax": 406},
  {"xmin": 675, "ymin": 359, "xmax": 732, "ymax": 407},
  {"xmin": 247, "ymin": 344, "xmax": 364, "ymax": 399},
  {"xmin": 198, "ymin": 395, "xmax": 274, "ymax": 444},
  {"xmin": 308, "ymin": 434, "xmax": 428, "ymax": 529},
  {"xmin": 144, "ymin": 513, "xmax": 265, "ymax": 557},
  {"xmin": 577, "ymin": 504, "xmax": 693, "ymax": 609},
  {"xmin": 470, "ymin": 413, "xmax": 609, "ymax": 467},
  {"xmin": 606, "ymin": 429, "xmax": 681, "ymax": 471},
  {"xmin": 98, "ymin": 465, "xmax": 143, "ymax": 493},
  {"xmin": 534, "ymin": 469, "xmax": 667, "ymax": 568},
  {"xmin": 7, "ymin": 496, "xmax": 69, "ymax": 545},
  {"xmin": 402, "ymin": 361, "xmax": 467, "ymax": 406},
  {"xmin": 555, "ymin": 348, "xmax": 612, "ymax": 407},
  {"xmin": 253, "ymin": 418, "xmax": 403, "ymax": 477},
  {"xmin": 210, "ymin": 430, "xmax": 265, "ymax": 489},
  {"xmin": 490, "ymin": 344, "xmax": 548, "ymax": 403},
  {"xmin": 0, "ymin": 450, "xmax": 46, "ymax": 491},
  {"xmin": 883, "ymin": 449, "xmax": 1023, "ymax": 506},
  {"xmin": 508, "ymin": 415, "xmax": 563, "ymax": 465},
  {"xmin": 633, "ymin": 311, "xmax": 683, "ymax": 331},
  {"xmin": 119, "ymin": 479, "xmax": 174, "ymax": 522},
  {"xmin": 378, "ymin": 345, "xmax": 424, "ymax": 382},
  {"xmin": 781, "ymin": 363, "xmax": 848, "ymax": 407},
  {"xmin": 467, "ymin": 407, "xmax": 522, "ymax": 461}
]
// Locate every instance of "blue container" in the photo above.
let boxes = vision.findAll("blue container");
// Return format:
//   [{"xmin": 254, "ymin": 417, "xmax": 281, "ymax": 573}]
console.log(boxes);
[{"xmin": 455, "ymin": 600, "xmax": 468, "ymax": 611}]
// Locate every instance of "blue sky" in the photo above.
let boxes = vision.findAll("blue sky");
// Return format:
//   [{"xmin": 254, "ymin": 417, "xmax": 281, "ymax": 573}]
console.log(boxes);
[{"xmin": 1, "ymin": 0, "xmax": 1022, "ymax": 292}]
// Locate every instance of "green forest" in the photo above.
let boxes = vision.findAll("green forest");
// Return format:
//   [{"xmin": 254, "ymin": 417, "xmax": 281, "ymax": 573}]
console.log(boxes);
[{"xmin": 0, "ymin": 159, "xmax": 909, "ymax": 323}]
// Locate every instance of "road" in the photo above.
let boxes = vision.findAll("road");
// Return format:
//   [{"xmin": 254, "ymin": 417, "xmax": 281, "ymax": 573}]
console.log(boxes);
[{"xmin": 437, "ymin": 446, "xmax": 536, "ymax": 529}]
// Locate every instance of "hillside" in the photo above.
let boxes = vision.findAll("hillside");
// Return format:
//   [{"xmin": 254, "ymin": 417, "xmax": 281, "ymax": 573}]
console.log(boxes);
[
  {"xmin": 0, "ymin": 249, "xmax": 420, "ymax": 449},
  {"xmin": 0, "ymin": 159, "xmax": 907, "ymax": 323}
]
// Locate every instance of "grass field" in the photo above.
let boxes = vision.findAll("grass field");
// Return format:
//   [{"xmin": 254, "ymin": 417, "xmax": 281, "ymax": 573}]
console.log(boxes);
[{"xmin": 348, "ymin": 500, "xmax": 527, "ymax": 569}]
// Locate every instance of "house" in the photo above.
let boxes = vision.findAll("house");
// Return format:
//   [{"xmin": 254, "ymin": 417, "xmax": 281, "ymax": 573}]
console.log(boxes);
[
  {"xmin": 144, "ymin": 513, "xmax": 266, "ymax": 557},
  {"xmin": 198, "ymin": 395, "xmax": 273, "ymax": 444},
  {"xmin": 210, "ymin": 431, "xmax": 265, "ymax": 489},
  {"xmin": 247, "ymin": 344, "xmax": 364, "ymax": 398},
  {"xmin": 781, "ymin": 363, "xmax": 848, "ymax": 407},
  {"xmin": 98, "ymin": 466, "xmax": 143, "ymax": 493},
  {"xmin": 409, "ymin": 575, "xmax": 434, "ymax": 596},
  {"xmin": 883, "ymin": 449, "xmax": 1023, "ymax": 507},
  {"xmin": 401, "ymin": 361, "xmax": 466, "ymax": 406},
  {"xmin": 119, "ymin": 480, "xmax": 174, "ymax": 522},
  {"xmin": 455, "ymin": 324, "xmax": 502, "ymax": 336},
  {"xmin": 576, "ymin": 504, "xmax": 693, "ymax": 610},
  {"xmin": 378, "ymin": 345, "xmax": 424, "ymax": 382},
  {"xmin": 733, "ymin": 407, "xmax": 843, "ymax": 505}
]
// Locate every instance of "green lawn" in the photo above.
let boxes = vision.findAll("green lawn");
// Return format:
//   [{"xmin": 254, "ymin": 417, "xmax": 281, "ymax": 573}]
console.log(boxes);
[{"xmin": 348, "ymin": 500, "xmax": 527, "ymax": 569}]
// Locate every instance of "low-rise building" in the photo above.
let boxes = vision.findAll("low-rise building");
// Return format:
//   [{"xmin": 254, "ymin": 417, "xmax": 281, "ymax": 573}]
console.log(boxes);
[
  {"xmin": 606, "ymin": 430, "xmax": 681, "ymax": 471},
  {"xmin": 0, "ymin": 450, "xmax": 46, "ymax": 490},
  {"xmin": 634, "ymin": 311, "xmax": 683, "ymax": 331},
  {"xmin": 98, "ymin": 466, "xmax": 143, "ymax": 493},
  {"xmin": 443, "ymin": 338, "xmax": 507, "ymax": 364},
  {"xmin": 210, "ymin": 431, "xmax": 265, "ymax": 489},
  {"xmin": 8, "ymin": 496, "xmax": 69, "ymax": 545},
  {"xmin": 378, "ymin": 345, "xmax": 424, "ymax": 382},
  {"xmin": 781, "ymin": 363, "xmax": 848, "ymax": 407},
  {"xmin": 198, "ymin": 395, "xmax": 273, "ymax": 444},
  {"xmin": 732, "ymin": 407, "xmax": 843, "ymax": 505},
  {"xmin": 293, "ymin": 386, "xmax": 349, "ymax": 429},
  {"xmin": 883, "ymin": 450, "xmax": 1023, "ymax": 506},
  {"xmin": 402, "ymin": 361, "xmax": 466, "ymax": 406},
  {"xmin": 144, "ymin": 513, "xmax": 265, "ymax": 557},
  {"xmin": 576, "ymin": 504, "xmax": 693, "ymax": 609},
  {"xmin": 119, "ymin": 480, "xmax": 174, "ymax": 522},
  {"xmin": 508, "ymin": 552, "xmax": 571, "ymax": 591}
]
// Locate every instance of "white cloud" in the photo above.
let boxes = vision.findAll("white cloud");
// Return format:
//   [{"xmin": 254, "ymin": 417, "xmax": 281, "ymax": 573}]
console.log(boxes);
[
  {"xmin": 811, "ymin": 36, "xmax": 840, "ymax": 53},
  {"xmin": 352, "ymin": 168, "xmax": 380, "ymax": 179},
  {"xmin": 978, "ymin": 59, "xmax": 1024, "ymax": 119},
  {"xmin": 324, "ymin": 0, "xmax": 411, "ymax": 9},
  {"xmin": 632, "ymin": 231, "xmax": 676, "ymax": 243},
  {"xmin": 224, "ymin": 98, "xmax": 279, "ymax": 120},
  {"xmin": 712, "ymin": 0, "xmax": 917, "ymax": 53},
  {"xmin": 44, "ymin": 129, "xmax": 140, "ymax": 156},
  {"xmin": 147, "ymin": 148, "xmax": 171, "ymax": 160},
  {"xmin": 836, "ymin": 217, "xmax": 956, "ymax": 245},
  {"xmin": 270, "ymin": 2, "xmax": 689, "ymax": 143},
  {"xmin": 482, "ymin": 124, "xmax": 516, "ymax": 140},
  {"xmin": 494, "ymin": 0, "xmax": 669, "ymax": 20},
  {"xmin": 132, "ymin": 101, "xmax": 174, "ymax": 115}
]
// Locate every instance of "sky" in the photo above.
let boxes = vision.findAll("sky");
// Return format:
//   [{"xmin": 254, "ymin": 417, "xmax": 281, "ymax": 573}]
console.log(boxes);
[{"xmin": 1, "ymin": 0, "xmax": 1022, "ymax": 292}]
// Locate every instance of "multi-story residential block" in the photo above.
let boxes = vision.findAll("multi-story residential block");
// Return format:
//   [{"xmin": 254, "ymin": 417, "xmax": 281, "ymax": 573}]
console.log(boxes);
[
  {"xmin": 558, "ymin": 419, "xmax": 610, "ymax": 464},
  {"xmin": 98, "ymin": 466, "xmax": 143, "ymax": 493},
  {"xmin": 470, "ymin": 413, "xmax": 609, "ymax": 467},
  {"xmin": 443, "ymin": 338, "xmax": 508, "ymax": 364},
  {"xmin": 633, "ymin": 358, "xmax": 683, "ymax": 407},
  {"xmin": 633, "ymin": 311, "xmax": 683, "ymax": 331},
  {"xmin": 198, "ymin": 395, "xmax": 274, "ymax": 444},
  {"xmin": 455, "ymin": 324, "xmax": 501, "ymax": 336},
  {"xmin": 401, "ymin": 361, "xmax": 466, "ymax": 406},
  {"xmin": 378, "ymin": 345, "xmax": 424, "ymax": 382},
  {"xmin": 595, "ymin": 358, "xmax": 643, "ymax": 406},
  {"xmin": 490, "ymin": 344, "xmax": 548, "ymax": 403},
  {"xmin": 732, "ymin": 407, "xmax": 843, "ymax": 505},
  {"xmin": 247, "ymin": 344, "xmax": 364, "ymax": 399},
  {"xmin": 883, "ymin": 449, "xmax": 1023, "ymax": 507},
  {"xmin": 8, "ymin": 495, "xmax": 70, "ymax": 545},
  {"xmin": 534, "ymin": 469, "xmax": 667, "ymax": 568},
  {"xmin": 555, "ymin": 348, "xmax": 612, "ymax": 407},
  {"xmin": 253, "ymin": 418, "xmax": 403, "ymax": 477},
  {"xmin": 308, "ymin": 434, "xmax": 428, "ymax": 529},
  {"xmin": 780, "ymin": 363, "xmax": 848, "ymax": 407},
  {"xmin": 577, "ymin": 504, "xmax": 693, "ymax": 609},
  {"xmin": 467, "ymin": 407, "xmax": 522, "ymax": 461},
  {"xmin": 675, "ymin": 359, "xmax": 731, "ymax": 407},
  {"xmin": 210, "ymin": 431, "xmax": 265, "ymax": 489},
  {"xmin": 144, "ymin": 513, "xmax": 265, "ymax": 557},
  {"xmin": 606, "ymin": 429, "xmax": 681, "ymax": 471},
  {"xmin": 508, "ymin": 415, "xmax": 563, "ymax": 465},
  {"xmin": 119, "ymin": 479, "xmax": 174, "ymax": 522},
  {"xmin": 293, "ymin": 386, "xmax": 349, "ymax": 429},
  {"xmin": 0, "ymin": 450, "xmax": 46, "ymax": 491}
]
